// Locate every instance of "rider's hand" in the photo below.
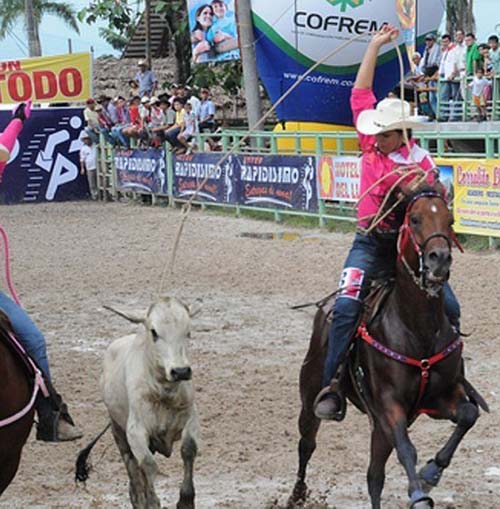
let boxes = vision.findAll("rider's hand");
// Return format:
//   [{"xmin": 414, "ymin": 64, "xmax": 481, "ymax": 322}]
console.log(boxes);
[{"xmin": 370, "ymin": 24, "xmax": 399, "ymax": 48}]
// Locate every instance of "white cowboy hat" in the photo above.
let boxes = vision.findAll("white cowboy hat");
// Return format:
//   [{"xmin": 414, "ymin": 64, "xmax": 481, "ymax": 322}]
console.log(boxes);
[{"xmin": 356, "ymin": 98, "xmax": 424, "ymax": 136}]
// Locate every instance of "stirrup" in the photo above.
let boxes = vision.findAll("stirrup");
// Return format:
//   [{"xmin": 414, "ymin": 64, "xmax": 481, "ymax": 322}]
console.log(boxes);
[
  {"xmin": 36, "ymin": 404, "xmax": 82, "ymax": 442},
  {"xmin": 313, "ymin": 385, "xmax": 346, "ymax": 421}
]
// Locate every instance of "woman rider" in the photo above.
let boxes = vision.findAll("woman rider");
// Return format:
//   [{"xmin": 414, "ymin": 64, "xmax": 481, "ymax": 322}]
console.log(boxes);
[
  {"xmin": 0, "ymin": 102, "xmax": 82, "ymax": 441},
  {"xmin": 314, "ymin": 24, "xmax": 461, "ymax": 421}
]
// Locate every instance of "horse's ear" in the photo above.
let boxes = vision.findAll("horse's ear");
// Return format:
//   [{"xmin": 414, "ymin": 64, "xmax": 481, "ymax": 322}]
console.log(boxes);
[
  {"xmin": 433, "ymin": 179, "xmax": 447, "ymax": 197},
  {"xmin": 103, "ymin": 305, "xmax": 145, "ymax": 324}
]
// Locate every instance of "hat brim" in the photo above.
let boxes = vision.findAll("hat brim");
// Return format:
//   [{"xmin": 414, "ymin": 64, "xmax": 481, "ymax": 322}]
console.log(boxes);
[{"xmin": 356, "ymin": 109, "xmax": 425, "ymax": 135}]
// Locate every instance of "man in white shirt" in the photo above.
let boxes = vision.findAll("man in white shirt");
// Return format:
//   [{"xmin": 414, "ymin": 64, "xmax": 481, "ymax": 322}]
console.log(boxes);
[
  {"xmin": 438, "ymin": 34, "xmax": 459, "ymax": 121},
  {"xmin": 80, "ymin": 132, "xmax": 98, "ymax": 199}
]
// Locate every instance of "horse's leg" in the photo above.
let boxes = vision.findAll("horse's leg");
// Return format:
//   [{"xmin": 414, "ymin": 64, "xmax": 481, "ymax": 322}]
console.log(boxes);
[
  {"xmin": 0, "ymin": 453, "xmax": 22, "ymax": 496},
  {"xmin": 379, "ymin": 404, "xmax": 433, "ymax": 508},
  {"xmin": 367, "ymin": 425, "xmax": 393, "ymax": 509},
  {"xmin": 288, "ymin": 357, "xmax": 323, "ymax": 508},
  {"xmin": 177, "ymin": 416, "xmax": 199, "ymax": 509},
  {"xmin": 419, "ymin": 392, "xmax": 479, "ymax": 492},
  {"xmin": 110, "ymin": 420, "xmax": 154, "ymax": 509}
]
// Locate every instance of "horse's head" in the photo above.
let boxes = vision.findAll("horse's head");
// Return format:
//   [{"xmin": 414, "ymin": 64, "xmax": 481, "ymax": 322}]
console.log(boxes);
[{"xmin": 396, "ymin": 184, "xmax": 461, "ymax": 296}]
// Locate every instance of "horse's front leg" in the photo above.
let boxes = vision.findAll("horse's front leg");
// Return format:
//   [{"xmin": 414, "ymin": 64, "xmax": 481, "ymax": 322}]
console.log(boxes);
[
  {"xmin": 367, "ymin": 423, "xmax": 393, "ymax": 509},
  {"xmin": 379, "ymin": 402, "xmax": 433, "ymax": 509},
  {"xmin": 419, "ymin": 390, "xmax": 479, "ymax": 492}
]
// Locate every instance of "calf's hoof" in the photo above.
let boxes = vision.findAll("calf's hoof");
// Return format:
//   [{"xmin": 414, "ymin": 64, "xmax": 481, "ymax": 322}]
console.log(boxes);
[{"xmin": 176, "ymin": 496, "xmax": 194, "ymax": 509}]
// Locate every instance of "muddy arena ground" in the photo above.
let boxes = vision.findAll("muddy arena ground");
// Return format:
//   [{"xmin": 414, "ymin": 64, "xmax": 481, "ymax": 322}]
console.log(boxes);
[{"xmin": 0, "ymin": 201, "xmax": 499, "ymax": 509}]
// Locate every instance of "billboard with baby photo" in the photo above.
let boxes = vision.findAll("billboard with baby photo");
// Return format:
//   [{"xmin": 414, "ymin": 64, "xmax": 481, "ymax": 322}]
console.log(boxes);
[{"xmin": 187, "ymin": 0, "xmax": 241, "ymax": 63}]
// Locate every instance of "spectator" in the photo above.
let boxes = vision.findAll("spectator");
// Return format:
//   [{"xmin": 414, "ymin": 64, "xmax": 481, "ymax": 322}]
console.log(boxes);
[
  {"xmin": 95, "ymin": 104, "xmax": 115, "ymax": 144},
  {"xmin": 199, "ymin": 88, "xmax": 216, "ymax": 131},
  {"xmin": 186, "ymin": 86, "xmax": 201, "ymax": 119},
  {"xmin": 469, "ymin": 67, "xmax": 491, "ymax": 121},
  {"xmin": 421, "ymin": 33, "xmax": 441, "ymax": 118},
  {"xmin": 128, "ymin": 79, "xmax": 140, "ymax": 98},
  {"xmin": 79, "ymin": 132, "xmax": 98, "ymax": 200},
  {"xmin": 135, "ymin": 60, "xmax": 158, "ymax": 97},
  {"xmin": 454, "ymin": 30, "xmax": 467, "ymax": 78},
  {"xmin": 120, "ymin": 96, "xmax": 144, "ymax": 147},
  {"xmin": 139, "ymin": 96, "xmax": 151, "ymax": 123},
  {"xmin": 168, "ymin": 84, "xmax": 180, "ymax": 106},
  {"xmin": 150, "ymin": 98, "xmax": 170, "ymax": 145},
  {"xmin": 84, "ymin": 98, "xmax": 100, "ymax": 143},
  {"xmin": 165, "ymin": 98, "xmax": 186, "ymax": 152},
  {"xmin": 177, "ymin": 101, "xmax": 199, "ymax": 153},
  {"xmin": 111, "ymin": 96, "xmax": 131, "ymax": 147},
  {"xmin": 465, "ymin": 33, "xmax": 481, "ymax": 76},
  {"xmin": 411, "ymin": 52, "xmax": 424, "ymax": 76},
  {"xmin": 438, "ymin": 34, "xmax": 459, "ymax": 121},
  {"xmin": 488, "ymin": 35, "xmax": 500, "ymax": 75}
]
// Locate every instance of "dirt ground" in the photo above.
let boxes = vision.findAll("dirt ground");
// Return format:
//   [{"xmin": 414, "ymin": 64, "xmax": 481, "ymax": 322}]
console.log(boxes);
[{"xmin": 0, "ymin": 201, "xmax": 499, "ymax": 509}]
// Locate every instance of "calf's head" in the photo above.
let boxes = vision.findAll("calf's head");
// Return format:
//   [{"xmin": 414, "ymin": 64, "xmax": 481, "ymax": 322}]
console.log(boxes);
[{"xmin": 105, "ymin": 296, "xmax": 202, "ymax": 382}]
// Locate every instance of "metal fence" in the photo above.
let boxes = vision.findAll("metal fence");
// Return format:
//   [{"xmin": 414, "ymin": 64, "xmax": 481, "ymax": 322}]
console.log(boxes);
[{"xmin": 96, "ymin": 128, "xmax": 500, "ymax": 243}]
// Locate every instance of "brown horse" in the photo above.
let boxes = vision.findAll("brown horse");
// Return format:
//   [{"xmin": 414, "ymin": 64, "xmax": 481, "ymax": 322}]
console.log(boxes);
[
  {"xmin": 0, "ymin": 311, "xmax": 36, "ymax": 496},
  {"xmin": 289, "ymin": 187, "xmax": 488, "ymax": 509}
]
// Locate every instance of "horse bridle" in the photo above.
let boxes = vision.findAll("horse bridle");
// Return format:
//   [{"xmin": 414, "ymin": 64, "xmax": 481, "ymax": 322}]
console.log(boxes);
[{"xmin": 397, "ymin": 191, "xmax": 463, "ymax": 296}]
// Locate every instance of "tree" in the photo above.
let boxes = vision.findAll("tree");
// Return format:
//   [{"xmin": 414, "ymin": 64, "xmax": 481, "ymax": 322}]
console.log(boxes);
[
  {"xmin": 446, "ymin": 0, "xmax": 475, "ymax": 35},
  {"xmin": 0, "ymin": 0, "xmax": 79, "ymax": 57}
]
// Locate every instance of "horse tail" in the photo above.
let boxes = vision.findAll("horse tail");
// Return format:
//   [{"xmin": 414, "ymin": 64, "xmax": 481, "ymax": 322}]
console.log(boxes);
[
  {"xmin": 75, "ymin": 423, "xmax": 111, "ymax": 483},
  {"xmin": 460, "ymin": 376, "xmax": 490, "ymax": 413}
]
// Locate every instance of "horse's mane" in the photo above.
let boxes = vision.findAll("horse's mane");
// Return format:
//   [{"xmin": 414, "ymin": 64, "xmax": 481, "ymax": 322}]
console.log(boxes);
[{"xmin": 388, "ymin": 181, "xmax": 445, "ymax": 228}]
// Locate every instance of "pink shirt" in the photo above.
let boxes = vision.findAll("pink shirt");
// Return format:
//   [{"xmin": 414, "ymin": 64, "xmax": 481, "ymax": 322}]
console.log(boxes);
[{"xmin": 351, "ymin": 87, "xmax": 436, "ymax": 230}]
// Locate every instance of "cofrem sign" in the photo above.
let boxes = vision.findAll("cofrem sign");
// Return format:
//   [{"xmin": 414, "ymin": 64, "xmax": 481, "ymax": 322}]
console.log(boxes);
[{"xmin": 0, "ymin": 53, "xmax": 91, "ymax": 104}]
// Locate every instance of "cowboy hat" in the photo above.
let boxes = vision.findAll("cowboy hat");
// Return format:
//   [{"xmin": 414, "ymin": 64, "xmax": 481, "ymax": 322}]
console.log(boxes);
[{"xmin": 356, "ymin": 98, "xmax": 425, "ymax": 136}]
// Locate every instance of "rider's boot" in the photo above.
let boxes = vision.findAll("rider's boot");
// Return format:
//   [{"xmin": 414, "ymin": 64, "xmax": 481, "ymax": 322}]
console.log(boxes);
[
  {"xmin": 314, "ymin": 363, "xmax": 347, "ymax": 421},
  {"xmin": 36, "ymin": 379, "xmax": 83, "ymax": 442}
]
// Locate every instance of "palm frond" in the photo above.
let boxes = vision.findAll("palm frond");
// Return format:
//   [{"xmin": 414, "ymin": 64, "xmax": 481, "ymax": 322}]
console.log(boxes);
[{"xmin": 41, "ymin": 1, "xmax": 80, "ymax": 34}]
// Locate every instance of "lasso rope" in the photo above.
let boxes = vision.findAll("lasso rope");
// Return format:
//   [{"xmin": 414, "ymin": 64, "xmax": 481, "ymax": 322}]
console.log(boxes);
[{"xmin": 158, "ymin": 28, "xmax": 422, "ymax": 293}]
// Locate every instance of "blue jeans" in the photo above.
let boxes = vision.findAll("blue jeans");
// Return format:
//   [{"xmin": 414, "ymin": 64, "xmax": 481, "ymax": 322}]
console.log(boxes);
[
  {"xmin": 0, "ymin": 291, "xmax": 51, "ymax": 380},
  {"xmin": 439, "ymin": 80, "xmax": 460, "ymax": 121},
  {"xmin": 322, "ymin": 233, "xmax": 460, "ymax": 387},
  {"xmin": 428, "ymin": 80, "xmax": 438, "ymax": 118}
]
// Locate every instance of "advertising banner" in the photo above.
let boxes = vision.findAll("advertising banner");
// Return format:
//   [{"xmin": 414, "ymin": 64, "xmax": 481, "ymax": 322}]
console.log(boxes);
[
  {"xmin": 251, "ymin": 0, "xmax": 443, "ymax": 125},
  {"xmin": 0, "ymin": 108, "xmax": 89, "ymax": 203},
  {"xmin": 436, "ymin": 158, "xmax": 500, "ymax": 238},
  {"xmin": 115, "ymin": 148, "xmax": 166, "ymax": 194},
  {"xmin": 187, "ymin": 0, "xmax": 240, "ymax": 63},
  {"xmin": 237, "ymin": 154, "xmax": 318, "ymax": 211},
  {"xmin": 317, "ymin": 155, "xmax": 360, "ymax": 202},
  {"xmin": 0, "ymin": 53, "xmax": 92, "ymax": 105},
  {"xmin": 173, "ymin": 152, "xmax": 238, "ymax": 203}
]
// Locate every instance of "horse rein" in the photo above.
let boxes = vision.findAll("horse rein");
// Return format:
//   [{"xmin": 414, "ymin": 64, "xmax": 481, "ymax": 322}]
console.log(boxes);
[{"xmin": 397, "ymin": 191, "xmax": 463, "ymax": 296}]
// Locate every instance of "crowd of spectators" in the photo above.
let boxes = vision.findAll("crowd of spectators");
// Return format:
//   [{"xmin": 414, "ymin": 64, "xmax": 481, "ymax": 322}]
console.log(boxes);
[
  {"xmin": 83, "ymin": 60, "xmax": 219, "ymax": 154},
  {"xmin": 404, "ymin": 30, "xmax": 500, "ymax": 121}
]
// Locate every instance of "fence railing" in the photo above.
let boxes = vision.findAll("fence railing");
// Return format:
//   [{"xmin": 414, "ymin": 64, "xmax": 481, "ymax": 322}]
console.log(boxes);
[{"xmin": 96, "ymin": 128, "xmax": 500, "ymax": 246}]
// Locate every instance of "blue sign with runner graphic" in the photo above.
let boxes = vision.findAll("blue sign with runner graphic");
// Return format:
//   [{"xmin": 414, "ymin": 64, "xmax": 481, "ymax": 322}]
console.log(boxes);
[{"xmin": 0, "ymin": 108, "xmax": 89, "ymax": 204}]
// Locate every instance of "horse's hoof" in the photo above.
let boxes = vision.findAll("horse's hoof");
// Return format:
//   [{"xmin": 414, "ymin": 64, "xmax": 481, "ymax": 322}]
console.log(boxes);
[
  {"xmin": 287, "ymin": 480, "xmax": 308, "ymax": 508},
  {"xmin": 418, "ymin": 459, "xmax": 443, "ymax": 493},
  {"xmin": 408, "ymin": 490, "xmax": 434, "ymax": 508}
]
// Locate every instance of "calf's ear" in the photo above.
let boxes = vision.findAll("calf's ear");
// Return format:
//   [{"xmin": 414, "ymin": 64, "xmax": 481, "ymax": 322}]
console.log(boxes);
[
  {"xmin": 188, "ymin": 299, "xmax": 203, "ymax": 319},
  {"xmin": 103, "ymin": 304, "xmax": 145, "ymax": 324}
]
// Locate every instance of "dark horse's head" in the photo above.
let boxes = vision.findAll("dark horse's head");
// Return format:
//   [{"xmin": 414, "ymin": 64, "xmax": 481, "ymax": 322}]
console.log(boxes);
[{"xmin": 394, "ymin": 182, "xmax": 460, "ymax": 296}]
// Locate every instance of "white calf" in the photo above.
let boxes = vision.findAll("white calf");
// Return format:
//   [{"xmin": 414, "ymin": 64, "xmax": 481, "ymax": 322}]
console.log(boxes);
[{"xmin": 77, "ymin": 296, "xmax": 200, "ymax": 509}]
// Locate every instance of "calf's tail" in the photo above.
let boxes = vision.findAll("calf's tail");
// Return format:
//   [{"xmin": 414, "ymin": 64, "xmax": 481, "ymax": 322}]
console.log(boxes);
[{"xmin": 75, "ymin": 423, "xmax": 111, "ymax": 483}]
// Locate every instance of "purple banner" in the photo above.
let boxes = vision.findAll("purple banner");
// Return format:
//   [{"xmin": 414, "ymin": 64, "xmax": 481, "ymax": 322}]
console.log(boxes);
[
  {"xmin": 115, "ymin": 148, "xmax": 166, "ymax": 194},
  {"xmin": 173, "ymin": 152, "xmax": 237, "ymax": 203},
  {"xmin": 1, "ymin": 108, "xmax": 89, "ymax": 204},
  {"xmin": 237, "ymin": 154, "xmax": 318, "ymax": 211}
]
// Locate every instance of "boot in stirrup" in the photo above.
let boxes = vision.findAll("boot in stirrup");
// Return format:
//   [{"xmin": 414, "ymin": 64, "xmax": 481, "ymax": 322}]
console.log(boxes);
[{"xmin": 36, "ymin": 383, "xmax": 83, "ymax": 442}]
